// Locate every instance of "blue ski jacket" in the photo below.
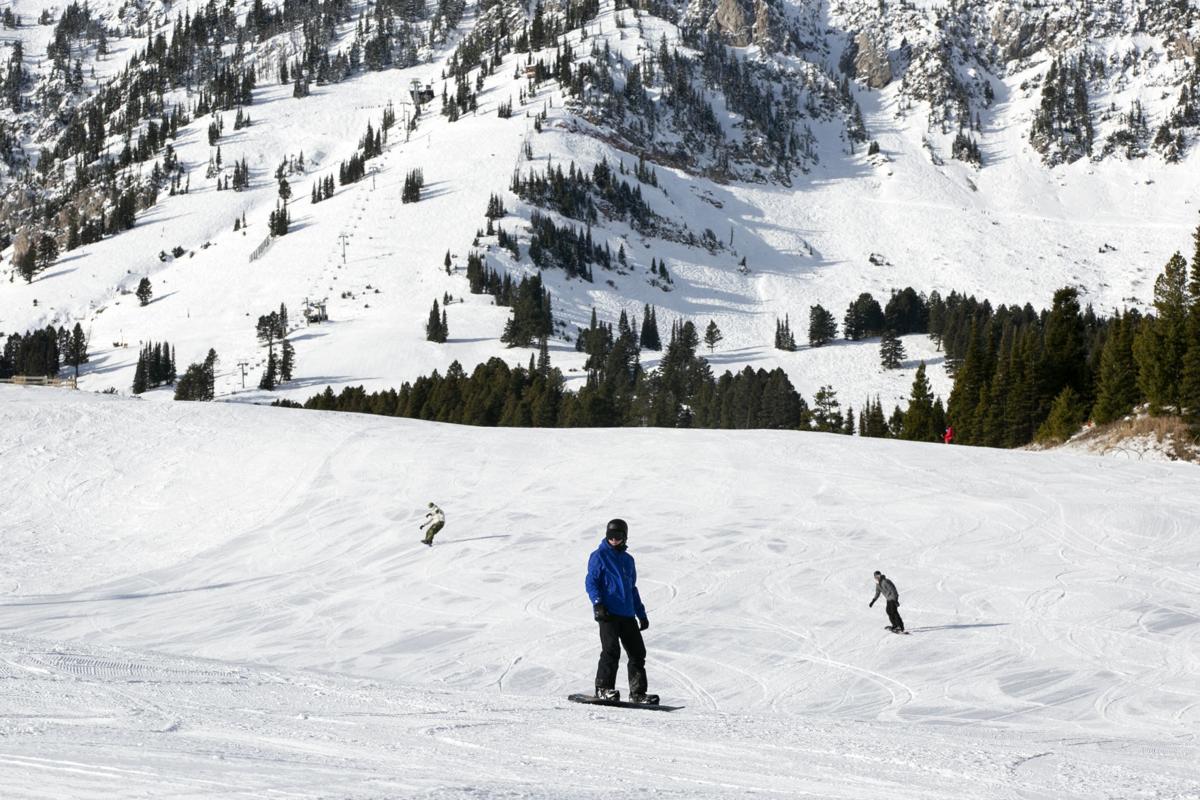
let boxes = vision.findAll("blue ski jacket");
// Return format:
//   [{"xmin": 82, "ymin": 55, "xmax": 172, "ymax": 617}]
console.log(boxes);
[{"xmin": 585, "ymin": 539, "xmax": 646, "ymax": 620}]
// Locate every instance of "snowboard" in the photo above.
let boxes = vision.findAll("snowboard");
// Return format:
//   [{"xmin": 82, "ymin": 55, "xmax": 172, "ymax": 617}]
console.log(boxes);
[
  {"xmin": 885, "ymin": 626, "xmax": 910, "ymax": 635},
  {"xmin": 567, "ymin": 693, "xmax": 683, "ymax": 712}
]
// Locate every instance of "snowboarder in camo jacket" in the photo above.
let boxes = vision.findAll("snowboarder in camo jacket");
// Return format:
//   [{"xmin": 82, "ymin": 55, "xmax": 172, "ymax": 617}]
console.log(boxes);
[
  {"xmin": 870, "ymin": 571, "xmax": 905, "ymax": 632},
  {"xmin": 585, "ymin": 519, "xmax": 657, "ymax": 704},
  {"xmin": 420, "ymin": 502, "xmax": 444, "ymax": 546}
]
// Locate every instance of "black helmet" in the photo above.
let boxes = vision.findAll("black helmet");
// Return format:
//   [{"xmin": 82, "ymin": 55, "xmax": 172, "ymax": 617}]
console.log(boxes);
[{"xmin": 606, "ymin": 518, "xmax": 629, "ymax": 541}]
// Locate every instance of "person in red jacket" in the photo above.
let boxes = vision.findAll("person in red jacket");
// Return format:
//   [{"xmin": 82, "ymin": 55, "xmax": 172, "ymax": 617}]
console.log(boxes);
[{"xmin": 943, "ymin": 425, "xmax": 954, "ymax": 444}]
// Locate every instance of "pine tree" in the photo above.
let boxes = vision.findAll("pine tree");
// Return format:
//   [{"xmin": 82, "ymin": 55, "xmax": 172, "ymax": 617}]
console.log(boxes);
[
  {"xmin": 204, "ymin": 349, "xmax": 217, "ymax": 400},
  {"xmin": 808, "ymin": 304, "xmax": 836, "ymax": 347},
  {"xmin": 946, "ymin": 321, "xmax": 989, "ymax": 443},
  {"xmin": 703, "ymin": 320, "xmax": 723, "ymax": 353},
  {"xmin": 879, "ymin": 330, "xmax": 906, "ymax": 369},
  {"xmin": 37, "ymin": 233, "xmax": 58, "ymax": 268},
  {"xmin": 132, "ymin": 356, "xmax": 148, "ymax": 394},
  {"xmin": 536, "ymin": 336, "xmax": 552, "ymax": 376},
  {"xmin": 639, "ymin": 304, "xmax": 661, "ymax": 351},
  {"xmin": 843, "ymin": 293, "xmax": 884, "ymax": 340},
  {"xmin": 1133, "ymin": 252, "xmax": 1189, "ymax": 413},
  {"xmin": 1182, "ymin": 223, "xmax": 1200, "ymax": 421},
  {"xmin": 65, "ymin": 323, "xmax": 88, "ymax": 377},
  {"xmin": 259, "ymin": 346, "xmax": 278, "ymax": 390},
  {"xmin": 1092, "ymin": 312, "xmax": 1141, "ymax": 424},
  {"xmin": 1036, "ymin": 386, "xmax": 1086, "ymax": 443},
  {"xmin": 16, "ymin": 241, "xmax": 38, "ymax": 283},
  {"xmin": 775, "ymin": 315, "xmax": 796, "ymax": 351},
  {"xmin": 811, "ymin": 385, "xmax": 843, "ymax": 432},
  {"xmin": 900, "ymin": 362, "xmax": 938, "ymax": 441},
  {"xmin": 858, "ymin": 396, "xmax": 890, "ymax": 438},
  {"xmin": 280, "ymin": 340, "xmax": 295, "ymax": 382},
  {"xmin": 136, "ymin": 277, "xmax": 153, "ymax": 306},
  {"xmin": 1040, "ymin": 287, "xmax": 1088, "ymax": 407},
  {"xmin": 426, "ymin": 299, "xmax": 448, "ymax": 342}
]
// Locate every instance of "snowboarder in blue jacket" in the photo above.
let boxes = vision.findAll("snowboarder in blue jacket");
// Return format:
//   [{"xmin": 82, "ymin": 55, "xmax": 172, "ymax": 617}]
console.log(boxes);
[{"xmin": 586, "ymin": 518, "xmax": 656, "ymax": 704}]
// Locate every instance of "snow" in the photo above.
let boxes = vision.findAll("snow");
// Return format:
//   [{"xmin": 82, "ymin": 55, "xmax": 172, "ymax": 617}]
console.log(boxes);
[{"xmin": 2, "ymin": 386, "xmax": 1199, "ymax": 797}]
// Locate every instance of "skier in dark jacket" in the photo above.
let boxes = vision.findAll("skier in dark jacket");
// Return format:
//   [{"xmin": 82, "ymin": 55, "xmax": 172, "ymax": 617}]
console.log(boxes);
[
  {"xmin": 585, "ymin": 519, "xmax": 657, "ymax": 704},
  {"xmin": 870, "ymin": 571, "xmax": 905, "ymax": 632}
]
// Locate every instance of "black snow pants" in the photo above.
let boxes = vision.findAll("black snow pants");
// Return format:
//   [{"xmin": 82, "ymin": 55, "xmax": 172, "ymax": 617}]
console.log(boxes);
[
  {"xmin": 422, "ymin": 521, "xmax": 444, "ymax": 544},
  {"xmin": 595, "ymin": 616, "xmax": 647, "ymax": 695},
  {"xmin": 886, "ymin": 599, "xmax": 905, "ymax": 632}
]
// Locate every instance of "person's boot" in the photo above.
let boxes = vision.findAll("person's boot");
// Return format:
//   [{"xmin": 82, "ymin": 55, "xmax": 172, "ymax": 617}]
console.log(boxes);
[
  {"xmin": 595, "ymin": 687, "xmax": 620, "ymax": 701},
  {"xmin": 629, "ymin": 693, "xmax": 659, "ymax": 705}
]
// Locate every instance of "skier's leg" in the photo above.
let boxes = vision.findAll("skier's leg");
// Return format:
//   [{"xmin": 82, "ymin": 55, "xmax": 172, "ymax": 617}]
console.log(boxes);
[
  {"xmin": 594, "ymin": 619, "xmax": 621, "ymax": 693},
  {"xmin": 886, "ymin": 600, "xmax": 904, "ymax": 631},
  {"xmin": 423, "ymin": 521, "xmax": 444, "ymax": 545},
  {"xmin": 617, "ymin": 617, "xmax": 648, "ymax": 697}
]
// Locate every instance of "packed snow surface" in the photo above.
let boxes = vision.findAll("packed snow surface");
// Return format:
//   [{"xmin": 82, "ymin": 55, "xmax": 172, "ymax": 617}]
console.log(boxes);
[{"xmin": 2, "ymin": 386, "xmax": 1200, "ymax": 798}]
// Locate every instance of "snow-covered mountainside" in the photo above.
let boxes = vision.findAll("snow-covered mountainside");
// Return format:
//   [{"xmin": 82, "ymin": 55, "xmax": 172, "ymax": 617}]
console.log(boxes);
[
  {"xmin": 1, "ymin": 387, "xmax": 1198, "ymax": 797},
  {"xmin": 1, "ymin": 0, "xmax": 1198, "ymax": 406}
]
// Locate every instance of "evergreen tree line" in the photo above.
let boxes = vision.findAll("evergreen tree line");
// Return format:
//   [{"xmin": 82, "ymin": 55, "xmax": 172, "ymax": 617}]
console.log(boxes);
[
  {"xmin": 774, "ymin": 315, "xmax": 797, "ymax": 351},
  {"xmin": 500, "ymin": 273, "xmax": 554, "ymax": 347},
  {"xmin": 214, "ymin": 155, "xmax": 251, "ymax": 191},
  {"xmin": 858, "ymin": 363, "xmax": 947, "ymax": 442},
  {"xmin": 133, "ymin": 341, "xmax": 177, "ymax": 394},
  {"xmin": 286, "ymin": 315, "xmax": 868, "ymax": 433},
  {"xmin": 946, "ymin": 227, "xmax": 1200, "ymax": 445},
  {"xmin": 268, "ymin": 202, "xmax": 291, "ymax": 236},
  {"xmin": 175, "ymin": 349, "xmax": 218, "ymax": 401},
  {"xmin": 311, "ymin": 174, "xmax": 337, "ymax": 203},
  {"xmin": 0, "ymin": 323, "xmax": 88, "ymax": 378},
  {"xmin": 1102, "ymin": 100, "xmax": 1150, "ymax": 160},
  {"xmin": 402, "ymin": 167, "xmax": 424, "ymax": 203},
  {"xmin": 527, "ymin": 210, "xmax": 608, "ymax": 280},
  {"xmin": 339, "ymin": 151, "xmax": 368, "ymax": 185},
  {"xmin": 1031, "ymin": 56, "xmax": 1094, "ymax": 165},
  {"xmin": 1151, "ymin": 56, "xmax": 1198, "ymax": 162},
  {"xmin": 770, "ymin": 289, "xmax": 932, "ymax": 353},
  {"xmin": 951, "ymin": 130, "xmax": 982, "ymax": 165},
  {"xmin": 510, "ymin": 158, "xmax": 657, "ymax": 232}
]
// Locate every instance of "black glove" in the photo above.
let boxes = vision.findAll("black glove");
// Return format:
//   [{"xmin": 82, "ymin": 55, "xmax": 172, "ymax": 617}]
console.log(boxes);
[
  {"xmin": 869, "ymin": 601, "xmax": 875, "ymax": 608},
  {"xmin": 638, "ymin": 617, "xmax": 649, "ymax": 631},
  {"xmin": 593, "ymin": 603, "xmax": 609, "ymax": 622}
]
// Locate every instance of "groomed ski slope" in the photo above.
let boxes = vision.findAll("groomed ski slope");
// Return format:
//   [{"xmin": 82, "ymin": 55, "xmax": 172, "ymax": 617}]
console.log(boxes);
[{"xmin": 1, "ymin": 386, "xmax": 1199, "ymax": 798}]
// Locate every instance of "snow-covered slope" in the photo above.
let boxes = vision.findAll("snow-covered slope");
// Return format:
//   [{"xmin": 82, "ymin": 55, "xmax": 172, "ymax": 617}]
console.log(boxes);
[
  {"xmin": 2, "ymin": 386, "xmax": 1198, "ymax": 797},
  {"xmin": 2, "ymin": 0, "xmax": 1199, "ymax": 409}
]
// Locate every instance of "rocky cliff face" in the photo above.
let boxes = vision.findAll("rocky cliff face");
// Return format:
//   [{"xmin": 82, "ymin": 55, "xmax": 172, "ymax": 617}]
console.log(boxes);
[
  {"xmin": 684, "ymin": 0, "xmax": 788, "ymax": 52},
  {"xmin": 818, "ymin": 0, "xmax": 1200, "ymax": 163}
]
